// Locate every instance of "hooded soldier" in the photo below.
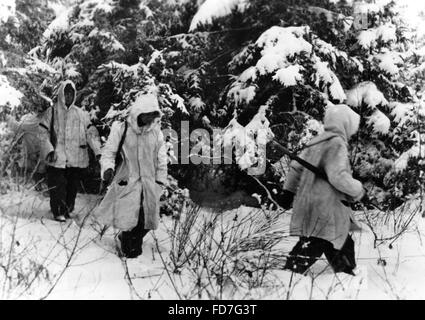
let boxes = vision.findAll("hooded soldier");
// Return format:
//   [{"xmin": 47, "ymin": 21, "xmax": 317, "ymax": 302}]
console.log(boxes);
[
  {"xmin": 7, "ymin": 111, "xmax": 47, "ymax": 188},
  {"xmin": 279, "ymin": 104, "xmax": 366, "ymax": 275},
  {"xmin": 98, "ymin": 93, "xmax": 167, "ymax": 258},
  {"xmin": 39, "ymin": 80, "xmax": 101, "ymax": 222}
]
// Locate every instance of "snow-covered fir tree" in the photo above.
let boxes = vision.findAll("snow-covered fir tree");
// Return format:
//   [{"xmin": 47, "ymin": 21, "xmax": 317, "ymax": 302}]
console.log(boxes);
[{"xmin": 1, "ymin": 0, "xmax": 424, "ymax": 208}]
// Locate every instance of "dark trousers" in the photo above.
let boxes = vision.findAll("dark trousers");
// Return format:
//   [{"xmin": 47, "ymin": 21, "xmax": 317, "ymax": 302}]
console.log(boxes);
[
  {"xmin": 284, "ymin": 235, "xmax": 356, "ymax": 275},
  {"xmin": 47, "ymin": 166, "xmax": 83, "ymax": 218},
  {"xmin": 118, "ymin": 196, "xmax": 150, "ymax": 258}
]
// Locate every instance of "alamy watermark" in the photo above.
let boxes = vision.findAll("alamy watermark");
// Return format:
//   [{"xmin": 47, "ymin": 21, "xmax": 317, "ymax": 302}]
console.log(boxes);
[
  {"xmin": 162, "ymin": 121, "xmax": 268, "ymax": 176},
  {"xmin": 352, "ymin": 0, "xmax": 379, "ymax": 31}
]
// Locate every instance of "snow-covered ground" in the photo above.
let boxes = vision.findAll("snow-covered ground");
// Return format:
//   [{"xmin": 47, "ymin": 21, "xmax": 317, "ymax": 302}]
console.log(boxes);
[{"xmin": 1, "ymin": 189, "xmax": 425, "ymax": 300}]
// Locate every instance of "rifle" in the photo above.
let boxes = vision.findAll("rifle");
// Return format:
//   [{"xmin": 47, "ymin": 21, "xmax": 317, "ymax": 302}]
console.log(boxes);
[
  {"xmin": 270, "ymin": 140, "xmax": 328, "ymax": 180},
  {"xmin": 270, "ymin": 139, "xmax": 383, "ymax": 211}
]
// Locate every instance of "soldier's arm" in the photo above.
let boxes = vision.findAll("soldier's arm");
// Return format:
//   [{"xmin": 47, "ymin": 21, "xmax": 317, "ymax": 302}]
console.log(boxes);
[
  {"xmin": 83, "ymin": 111, "xmax": 102, "ymax": 157},
  {"xmin": 156, "ymin": 130, "xmax": 168, "ymax": 186},
  {"xmin": 38, "ymin": 108, "xmax": 55, "ymax": 160}
]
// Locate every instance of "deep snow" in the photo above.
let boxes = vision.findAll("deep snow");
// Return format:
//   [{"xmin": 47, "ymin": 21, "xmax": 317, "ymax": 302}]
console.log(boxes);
[{"xmin": 1, "ymin": 189, "xmax": 425, "ymax": 300}]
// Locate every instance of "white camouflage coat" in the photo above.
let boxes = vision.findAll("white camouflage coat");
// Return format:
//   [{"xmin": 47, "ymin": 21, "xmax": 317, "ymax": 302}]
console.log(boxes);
[
  {"xmin": 99, "ymin": 94, "xmax": 168, "ymax": 230},
  {"xmin": 39, "ymin": 80, "xmax": 101, "ymax": 169},
  {"xmin": 7, "ymin": 113, "xmax": 45, "ymax": 173},
  {"xmin": 283, "ymin": 104, "xmax": 364, "ymax": 250}
]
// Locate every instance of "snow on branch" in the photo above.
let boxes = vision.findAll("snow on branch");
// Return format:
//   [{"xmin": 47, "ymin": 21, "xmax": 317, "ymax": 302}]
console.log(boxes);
[
  {"xmin": 273, "ymin": 65, "xmax": 304, "ymax": 87},
  {"xmin": 88, "ymin": 28, "xmax": 125, "ymax": 52},
  {"xmin": 313, "ymin": 38, "xmax": 364, "ymax": 72},
  {"xmin": 43, "ymin": 8, "xmax": 71, "ymax": 39},
  {"xmin": 0, "ymin": 51, "xmax": 7, "ymax": 67},
  {"xmin": 345, "ymin": 82, "xmax": 391, "ymax": 135},
  {"xmin": 228, "ymin": 83, "xmax": 257, "ymax": 106},
  {"xmin": 255, "ymin": 26, "xmax": 312, "ymax": 71},
  {"xmin": 394, "ymin": 131, "xmax": 425, "ymax": 172},
  {"xmin": 223, "ymin": 105, "xmax": 274, "ymax": 172},
  {"xmin": 390, "ymin": 102, "xmax": 415, "ymax": 127},
  {"xmin": 367, "ymin": 109, "xmax": 391, "ymax": 135},
  {"xmin": 346, "ymin": 82, "xmax": 388, "ymax": 109},
  {"xmin": 313, "ymin": 59, "xmax": 346, "ymax": 102},
  {"xmin": 372, "ymin": 51, "xmax": 403, "ymax": 76},
  {"xmin": 78, "ymin": 0, "xmax": 115, "ymax": 22},
  {"xmin": 0, "ymin": 0, "xmax": 16, "ymax": 24},
  {"xmin": 189, "ymin": 0, "xmax": 249, "ymax": 31},
  {"xmin": 100, "ymin": 61, "xmax": 142, "ymax": 76},
  {"xmin": 228, "ymin": 26, "xmax": 314, "ymax": 105},
  {"xmin": 0, "ymin": 75, "xmax": 23, "ymax": 110},
  {"xmin": 228, "ymin": 25, "xmax": 354, "ymax": 105},
  {"xmin": 357, "ymin": 24, "xmax": 397, "ymax": 49}
]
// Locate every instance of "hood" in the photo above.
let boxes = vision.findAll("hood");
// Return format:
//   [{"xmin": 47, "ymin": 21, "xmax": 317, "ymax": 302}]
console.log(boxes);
[
  {"xmin": 307, "ymin": 104, "xmax": 360, "ymax": 147},
  {"xmin": 127, "ymin": 93, "xmax": 162, "ymax": 134},
  {"xmin": 57, "ymin": 80, "xmax": 77, "ymax": 109}
]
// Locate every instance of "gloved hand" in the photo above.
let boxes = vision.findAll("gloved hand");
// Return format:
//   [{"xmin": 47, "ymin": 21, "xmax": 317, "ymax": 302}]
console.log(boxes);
[
  {"xmin": 275, "ymin": 190, "xmax": 295, "ymax": 210},
  {"xmin": 103, "ymin": 168, "xmax": 114, "ymax": 185},
  {"xmin": 46, "ymin": 151, "xmax": 58, "ymax": 163}
]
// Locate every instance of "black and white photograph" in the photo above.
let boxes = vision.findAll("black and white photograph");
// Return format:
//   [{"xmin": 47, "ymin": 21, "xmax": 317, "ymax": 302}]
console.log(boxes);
[{"xmin": 0, "ymin": 0, "xmax": 424, "ymax": 302}]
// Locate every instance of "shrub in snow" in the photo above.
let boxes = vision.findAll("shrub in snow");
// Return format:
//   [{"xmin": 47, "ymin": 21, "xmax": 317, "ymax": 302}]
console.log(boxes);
[{"xmin": 167, "ymin": 203, "xmax": 290, "ymax": 298}]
